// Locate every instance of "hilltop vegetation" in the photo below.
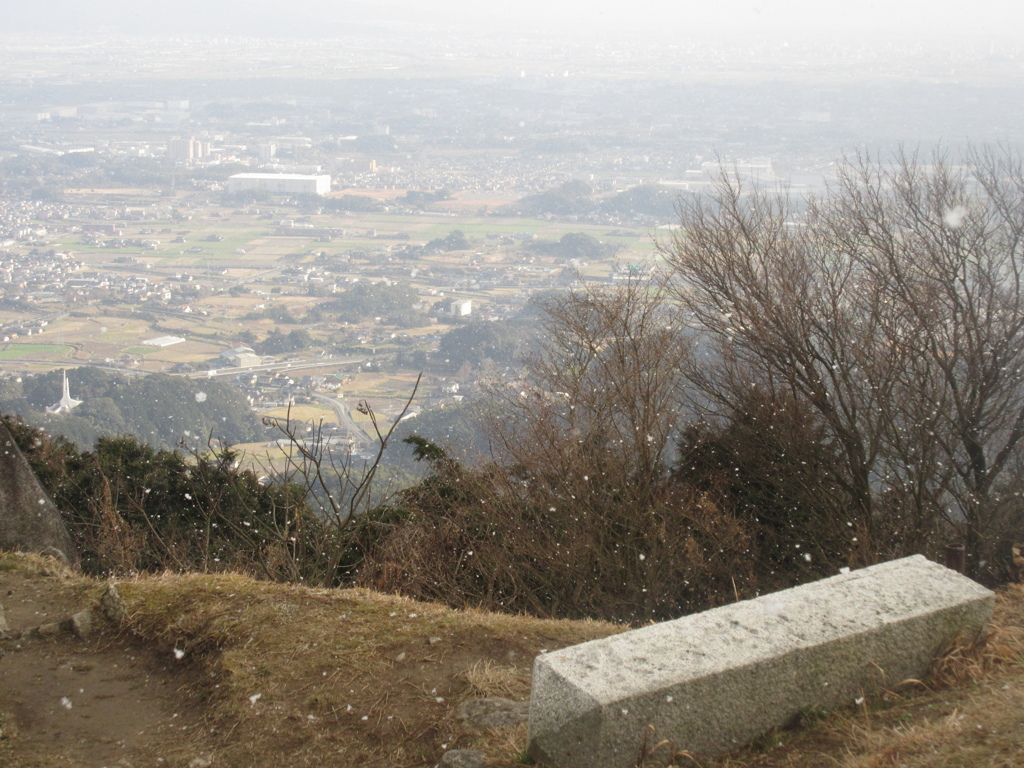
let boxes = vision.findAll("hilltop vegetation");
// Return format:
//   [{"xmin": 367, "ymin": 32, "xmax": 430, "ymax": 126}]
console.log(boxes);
[
  {"xmin": 516, "ymin": 180, "xmax": 685, "ymax": 221},
  {"xmin": 0, "ymin": 368, "xmax": 266, "ymax": 450},
  {"xmin": 320, "ymin": 280, "xmax": 426, "ymax": 326},
  {"xmin": 4, "ymin": 414, "xmax": 313, "ymax": 579}
]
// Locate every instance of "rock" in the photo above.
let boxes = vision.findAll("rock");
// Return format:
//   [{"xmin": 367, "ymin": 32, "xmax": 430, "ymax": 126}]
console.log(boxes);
[
  {"xmin": 455, "ymin": 697, "xmax": 529, "ymax": 730},
  {"xmin": 0, "ymin": 418, "xmax": 79, "ymax": 565},
  {"xmin": 100, "ymin": 582, "xmax": 126, "ymax": 623},
  {"xmin": 189, "ymin": 756, "xmax": 213, "ymax": 768},
  {"xmin": 34, "ymin": 621, "xmax": 63, "ymax": 638},
  {"xmin": 428, "ymin": 636, "xmax": 442, "ymax": 646},
  {"xmin": 0, "ymin": 602, "xmax": 7, "ymax": 633},
  {"xmin": 67, "ymin": 609, "xmax": 93, "ymax": 639},
  {"xmin": 439, "ymin": 749, "xmax": 486, "ymax": 768},
  {"xmin": 527, "ymin": 555, "xmax": 995, "ymax": 768}
]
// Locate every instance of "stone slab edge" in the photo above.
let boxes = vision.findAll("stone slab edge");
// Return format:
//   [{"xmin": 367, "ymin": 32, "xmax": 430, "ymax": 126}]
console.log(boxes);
[{"xmin": 527, "ymin": 555, "xmax": 994, "ymax": 768}]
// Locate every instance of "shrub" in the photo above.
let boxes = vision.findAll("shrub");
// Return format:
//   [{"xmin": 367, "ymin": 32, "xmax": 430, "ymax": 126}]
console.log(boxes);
[{"xmin": 353, "ymin": 444, "xmax": 754, "ymax": 624}]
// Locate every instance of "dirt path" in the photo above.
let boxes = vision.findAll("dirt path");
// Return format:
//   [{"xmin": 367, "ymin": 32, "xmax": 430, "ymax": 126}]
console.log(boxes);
[{"xmin": 0, "ymin": 568, "xmax": 215, "ymax": 768}]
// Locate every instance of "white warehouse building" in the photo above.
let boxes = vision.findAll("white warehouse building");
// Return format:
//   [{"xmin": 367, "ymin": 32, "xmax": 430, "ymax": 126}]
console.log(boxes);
[{"xmin": 227, "ymin": 173, "xmax": 331, "ymax": 197}]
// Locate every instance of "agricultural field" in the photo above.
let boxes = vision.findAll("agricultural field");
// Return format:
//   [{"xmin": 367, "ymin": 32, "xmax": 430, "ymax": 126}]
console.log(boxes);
[
  {"xmin": 1, "ymin": 194, "xmax": 663, "ymax": 456},
  {"xmin": 0, "ymin": 343, "xmax": 71, "ymax": 360}
]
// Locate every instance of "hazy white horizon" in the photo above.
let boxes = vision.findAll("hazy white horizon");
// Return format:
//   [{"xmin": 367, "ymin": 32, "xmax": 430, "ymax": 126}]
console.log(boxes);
[{"xmin": 4, "ymin": 0, "xmax": 1021, "ymax": 44}]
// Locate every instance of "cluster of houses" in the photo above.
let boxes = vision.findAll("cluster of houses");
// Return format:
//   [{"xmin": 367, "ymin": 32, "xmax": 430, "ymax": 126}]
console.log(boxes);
[
  {"xmin": 0, "ymin": 250, "xmax": 85, "ymax": 303},
  {"xmin": 0, "ymin": 245, "xmax": 208, "ymax": 316}
]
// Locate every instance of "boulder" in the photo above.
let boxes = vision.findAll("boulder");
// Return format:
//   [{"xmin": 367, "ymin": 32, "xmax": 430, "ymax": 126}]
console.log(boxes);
[{"xmin": 0, "ymin": 417, "xmax": 78, "ymax": 565}]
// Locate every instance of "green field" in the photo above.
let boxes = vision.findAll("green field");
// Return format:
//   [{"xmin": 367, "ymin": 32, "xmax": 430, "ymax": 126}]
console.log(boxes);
[
  {"xmin": 0, "ymin": 344, "xmax": 72, "ymax": 360},
  {"xmin": 53, "ymin": 210, "xmax": 658, "ymax": 266}
]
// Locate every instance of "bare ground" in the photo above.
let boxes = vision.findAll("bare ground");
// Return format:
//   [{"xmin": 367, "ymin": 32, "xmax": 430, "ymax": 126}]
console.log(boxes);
[
  {"xmin": 0, "ymin": 554, "xmax": 618, "ymax": 768},
  {"xmin": 0, "ymin": 564, "xmax": 215, "ymax": 768}
]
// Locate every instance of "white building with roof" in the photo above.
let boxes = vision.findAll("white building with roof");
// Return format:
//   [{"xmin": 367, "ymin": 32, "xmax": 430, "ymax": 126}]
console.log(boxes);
[
  {"xmin": 227, "ymin": 173, "xmax": 331, "ymax": 197},
  {"xmin": 143, "ymin": 335, "xmax": 185, "ymax": 347},
  {"xmin": 450, "ymin": 299, "xmax": 472, "ymax": 317},
  {"xmin": 220, "ymin": 344, "xmax": 263, "ymax": 368}
]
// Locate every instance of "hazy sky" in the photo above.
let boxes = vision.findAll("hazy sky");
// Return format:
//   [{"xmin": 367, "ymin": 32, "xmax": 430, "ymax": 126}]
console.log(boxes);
[
  {"xmin": 382, "ymin": 0, "xmax": 1022, "ymax": 41},
  {"xmin": 6, "ymin": 0, "xmax": 1022, "ymax": 42}
]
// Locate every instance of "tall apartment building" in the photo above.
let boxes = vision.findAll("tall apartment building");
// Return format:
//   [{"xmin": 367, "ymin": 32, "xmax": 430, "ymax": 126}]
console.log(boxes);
[{"xmin": 168, "ymin": 137, "xmax": 211, "ymax": 162}]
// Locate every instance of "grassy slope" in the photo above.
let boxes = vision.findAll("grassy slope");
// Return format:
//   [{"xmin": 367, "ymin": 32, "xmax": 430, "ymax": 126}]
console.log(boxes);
[
  {"xmin": 112, "ymin": 570, "xmax": 623, "ymax": 767},
  {"xmin": 2, "ymin": 553, "xmax": 1022, "ymax": 768}
]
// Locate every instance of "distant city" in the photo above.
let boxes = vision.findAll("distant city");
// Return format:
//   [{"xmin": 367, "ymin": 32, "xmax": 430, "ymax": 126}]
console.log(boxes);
[{"xmin": 1, "ymin": 30, "xmax": 1022, "ymax": 452}]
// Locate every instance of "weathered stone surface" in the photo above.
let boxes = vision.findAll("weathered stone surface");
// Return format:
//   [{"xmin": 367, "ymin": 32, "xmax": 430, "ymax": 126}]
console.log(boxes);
[
  {"xmin": 527, "ymin": 555, "xmax": 994, "ymax": 768},
  {"xmin": 67, "ymin": 609, "xmax": 94, "ymax": 639},
  {"xmin": 100, "ymin": 582, "xmax": 126, "ymax": 624},
  {"xmin": 455, "ymin": 697, "xmax": 530, "ymax": 730},
  {"xmin": 33, "ymin": 621, "xmax": 63, "ymax": 638},
  {"xmin": 0, "ymin": 417, "xmax": 78, "ymax": 565},
  {"xmin": 439, "ymin": 749, "xmax": 486, "ymax": 768}
]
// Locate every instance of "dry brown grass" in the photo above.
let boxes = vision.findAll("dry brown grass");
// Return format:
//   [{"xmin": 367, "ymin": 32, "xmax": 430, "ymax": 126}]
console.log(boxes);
[
  {"xmin": 110, "ymin": 575, "xmax": 1024, "ymax": 768},
  {"xmin": 928, "ymin": 622, "xmax": 1024, "ymax": 689},
  {"xmin": 5, "ymin": 551, "xmax": 1024, "ymax": 768},
  {"xmin": 458, "ymin": 659, "xmax": 530, "ymax": 700},
  {"xmin": 111, "ymin": 571, "xmax": 621, "ymax": 768}
]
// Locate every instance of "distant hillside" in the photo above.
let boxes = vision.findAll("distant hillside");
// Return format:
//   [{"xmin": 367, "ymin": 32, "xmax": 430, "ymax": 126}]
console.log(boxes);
[{"xmin": 0, "ymin": 367, "xmax": 266, "ymax": 450}]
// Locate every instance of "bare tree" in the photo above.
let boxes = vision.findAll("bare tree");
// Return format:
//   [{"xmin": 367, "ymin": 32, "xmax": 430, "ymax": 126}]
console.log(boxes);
[
  {"xmin": 264, "ymin": 375, "xmax": 420, "ymax": 586},
  {"xmin": 662, "ymin": 174, "xmax": 890, "ymax": 561},
  {"xmin": 664, "ymin": 147, "xmax": 1024, "ymax": 576},
  {"xmin": 486, "ymin": 277, "xmax": 692, "ymax": 509},
  {"xmin": 817, "ymin": 147, "xmax": 1024, "ymax": 574}
]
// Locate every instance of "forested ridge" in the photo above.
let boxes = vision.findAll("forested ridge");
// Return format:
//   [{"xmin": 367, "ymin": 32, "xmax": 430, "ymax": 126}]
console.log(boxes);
[{"xmin": 0, "ymin": 368, "xmax": 266, "ymax": 450}]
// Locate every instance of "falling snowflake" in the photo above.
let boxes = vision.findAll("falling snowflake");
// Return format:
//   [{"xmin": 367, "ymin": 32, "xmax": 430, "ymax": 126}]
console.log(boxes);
[{"xmin": 943, "ymin": 205, "xmax": 969, "ymax": 229}]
